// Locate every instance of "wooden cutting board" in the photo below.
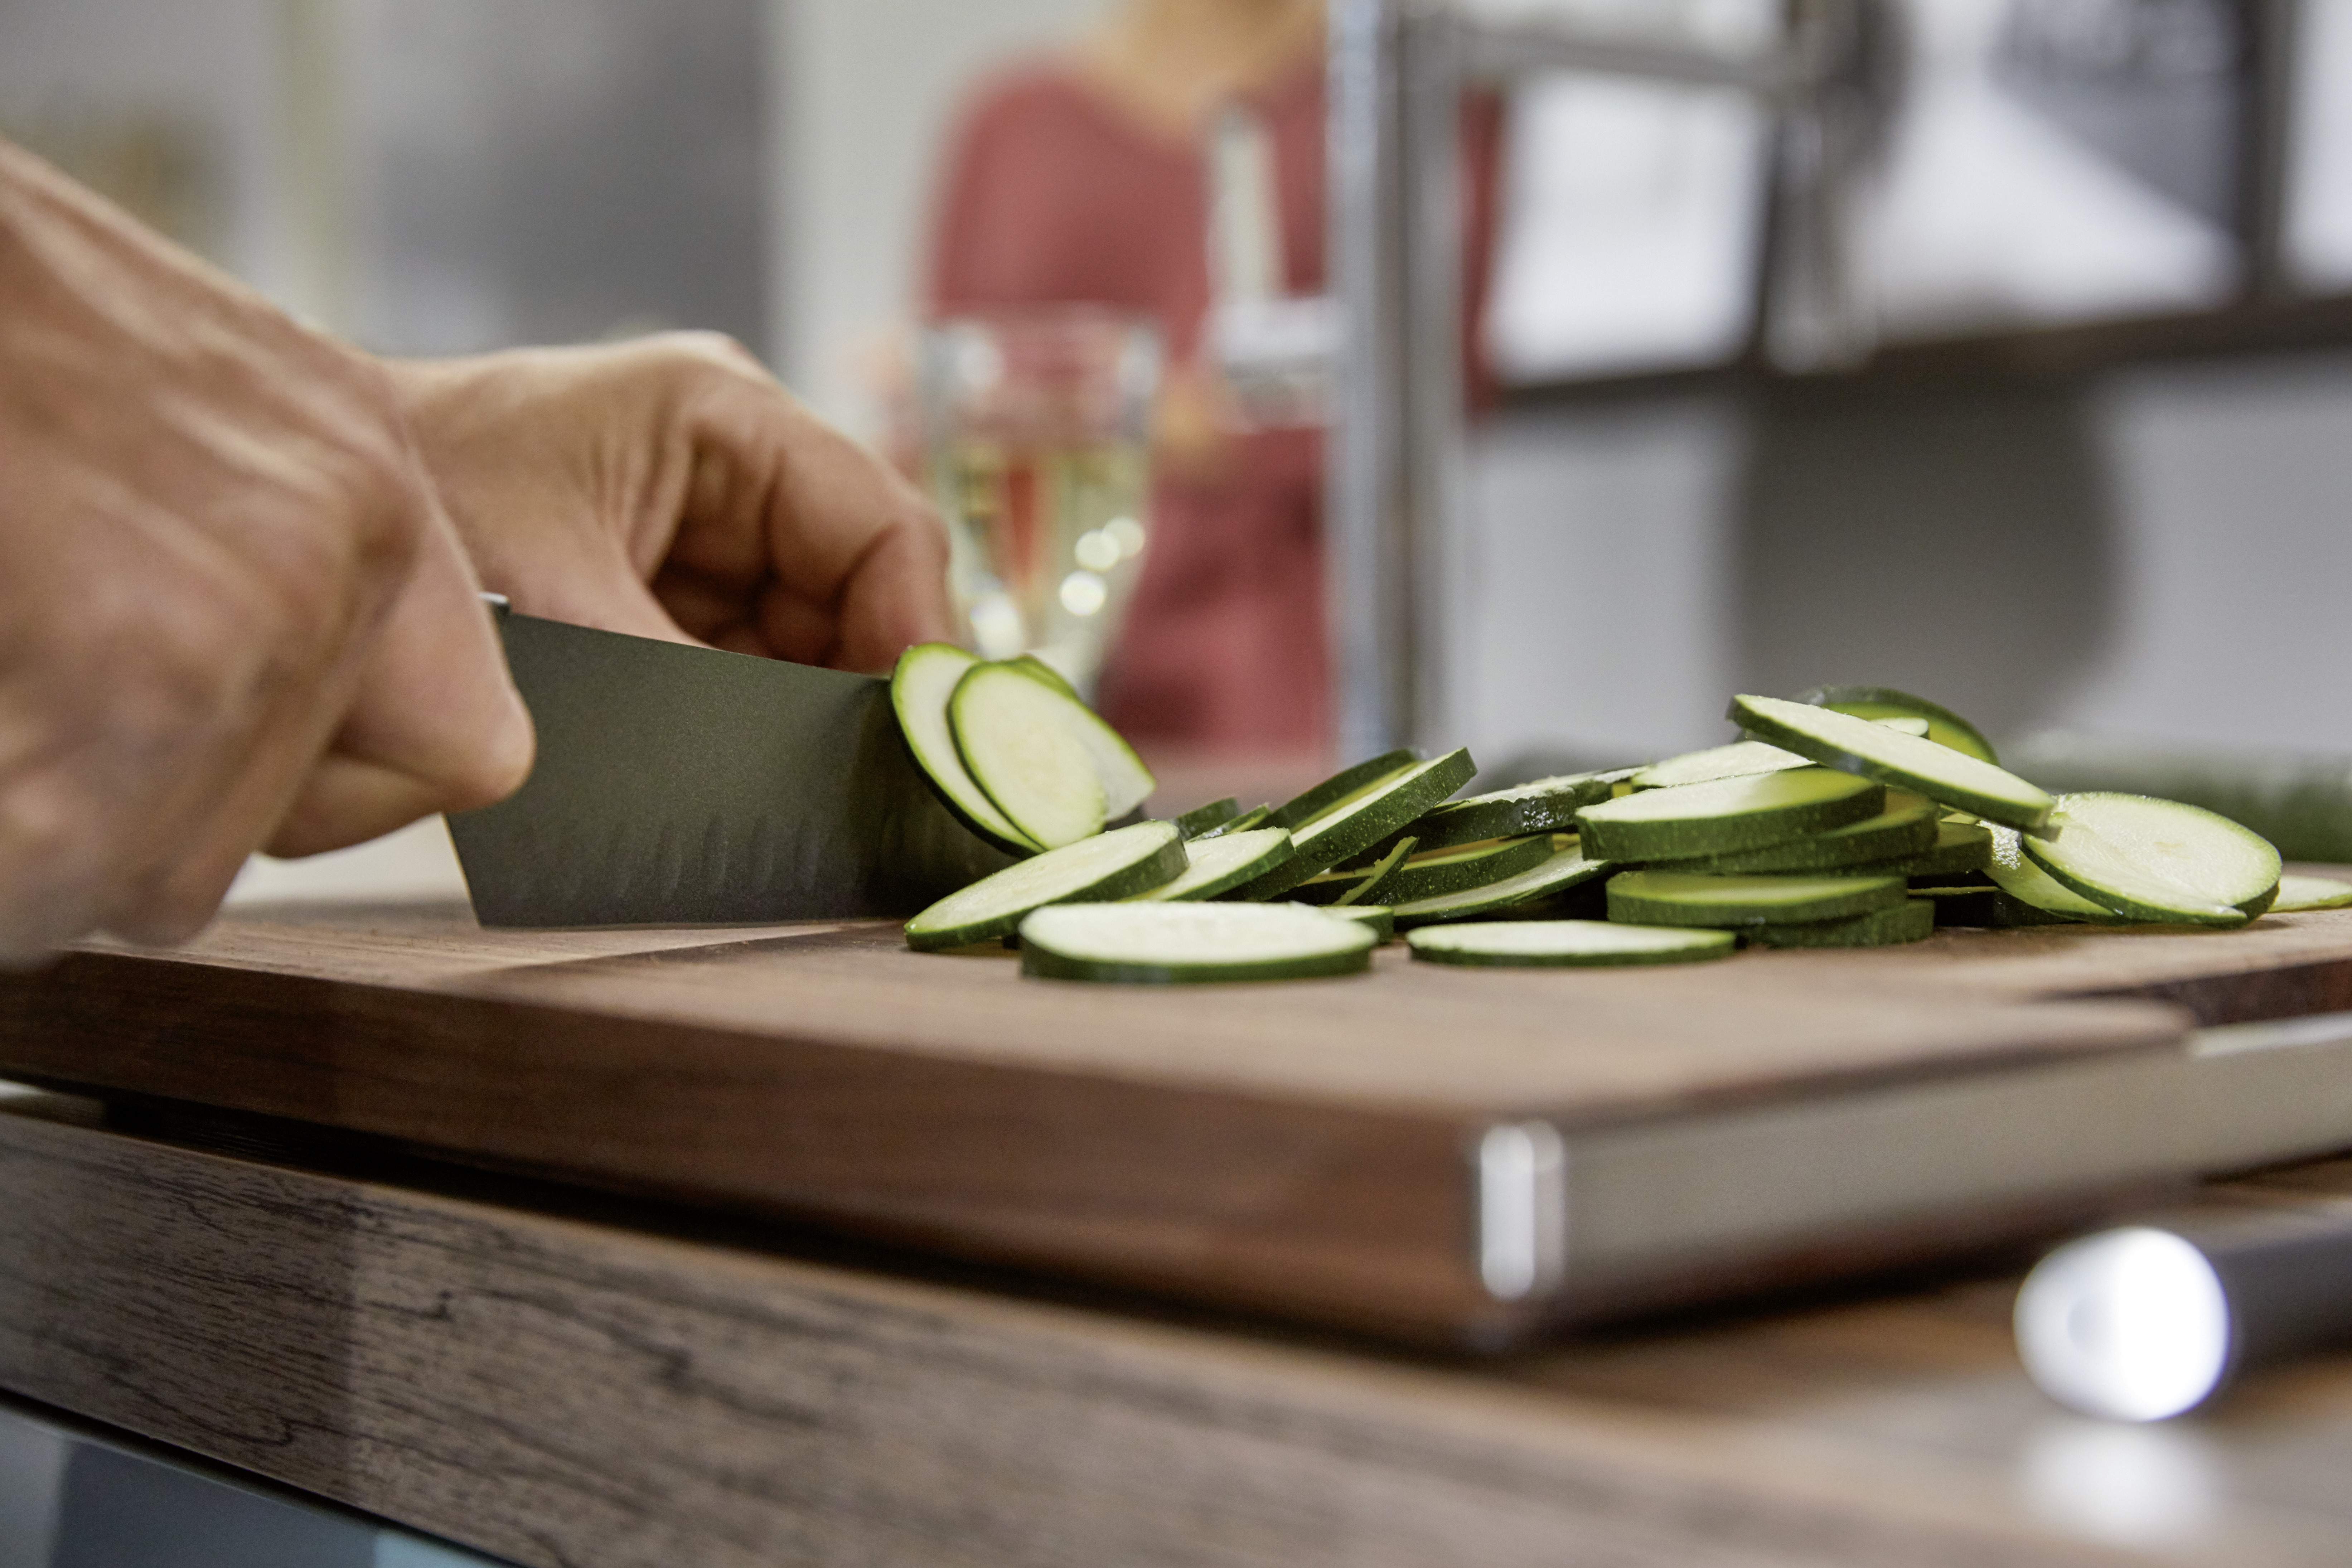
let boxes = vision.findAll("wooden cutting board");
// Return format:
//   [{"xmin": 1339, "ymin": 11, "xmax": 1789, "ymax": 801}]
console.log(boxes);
[{"xmin": 6, "ymin": 892, "xmax": 2352, "ymax": 1344}]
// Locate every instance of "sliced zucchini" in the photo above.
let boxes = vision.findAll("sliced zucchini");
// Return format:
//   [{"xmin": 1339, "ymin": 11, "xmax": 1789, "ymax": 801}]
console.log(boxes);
[
  {"xmin": 1869, "ymin": 716, "xmax": 1933, "ymax": 737},
  {"xmin": 1576, "ymin": 768, "xmax": 1884, "ymax": 862},
  {"xmin": 1409, "ymin": 920, "xmax": 1735, "ymax": 968},
  {"xmin": 982, "ymin": 658, "xmax": 1156, "ymax": 819},
  {"xmin": 1920, "ymin": 884, "xmax": 2081, "ymax": 928},
  {"xmin": 949, "ymin": 663, "xmax": 1109, "ymax": 847},
  {"xmin": 1790, "ymin": 684, "xmax": 2000, "ymax": 764},
  {"xmin": 1288, "ymin": 866, "xmax": 1377, "ymax": 906},
  {"xmin": 1322, "ymin": 904, "xmax": 1395, "ymax": 941},
  {"xmin": 890, "ymin": 643, "xmax": 1041, "ymax": 854},
  {"xmin": 1234, "ymin": 750, "xmax": 1477, "ymax": 900},
  {"xmin": 1986, "ymin": 824, "xmax": 2118, "ymax": 923},
  {"xmin": 1379, "ymin": 770, "xmax": 1623, "ymax": 853},
  {"xmin": 1126, "ymin": 827, "xmax": 1293, "ymax": 902},
  {"xmin": 1019, "ymin": 902, "xmax": 1376, "ymax": 984},
  {"xmin": 1659, "ymin": 794, "xmax": 1939, "ymax": 875},
  {"xmin": 1391, "ymin": 843, "xmax": 1613, "ymax": 929},
  {"xmin": 1175, "ymin": 797, "xmax": 1241, "ymax": 838},
  {"xmin": 1197, "ymin": 804, "xmax": 1272, "ymax": 840},
  {"xmin": 2273, "ymin": 874, "xmax": 2352, "ymax": 913},
  {"xmin": 1269, "ymin": 749, "xmax": 1418, "ymax": 831},
  {"xmin": 1731, "ymin": 695, "xmax": 2052, "ymax": 830},
  {"xmin": 1631, "ymin": 740, "xmax": 1810, "ymax": 792},
  {"xmin": 1607, "ymin": 870, "xmax": 1907, "ymax": 928},
  {"xmin": 905, "ymin": 821, "xmax": 1186, "ymax": 950},
  {"xmin": 1336, "ymin": 836, "xmax": 1418, "ymax": 906},
  {"xmin": 1745, "ymin": 897, "xmax": 1936, "ymax": 949},
  {"xmin": 2022, "ymin": 793, "xmax": 2281, "ymax": 928},
  {"xmin": 1008, "ymin": 652, "xmax": 1080, "ymax": 699},
  {"xmin": 1375, "ymin": 835, "xmax": 1553, "ymax": 905},
  {"xmin": 1891, "ymin": 819, "xmax": 1994, "ymax": 879}
]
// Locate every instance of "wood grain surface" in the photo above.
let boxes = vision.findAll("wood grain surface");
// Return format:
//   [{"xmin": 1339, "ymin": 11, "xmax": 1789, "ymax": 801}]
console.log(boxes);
[
  {"xmin": 6, "ymin": 1098, "xmax": 2352, "ymax": 1568},
  {"xmin": 4, "ymin": 897, "xmax": 2352, "ymax": 1339}
]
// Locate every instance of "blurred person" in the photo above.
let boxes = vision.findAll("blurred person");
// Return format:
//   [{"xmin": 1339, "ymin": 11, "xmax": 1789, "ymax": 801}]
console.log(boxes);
[
  {"xmin": 0, "ymin": 139, "xmax": 949, "ymax": 963},
  {"xmin": 925, "ymin": 0, "xmax": 1497, "ymax": 753}
]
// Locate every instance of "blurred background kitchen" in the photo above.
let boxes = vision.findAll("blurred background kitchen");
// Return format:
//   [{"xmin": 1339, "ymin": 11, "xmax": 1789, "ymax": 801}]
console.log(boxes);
[{"xmin": 7, "ymin": 0, "xmax": 2349, "ymax": 806}]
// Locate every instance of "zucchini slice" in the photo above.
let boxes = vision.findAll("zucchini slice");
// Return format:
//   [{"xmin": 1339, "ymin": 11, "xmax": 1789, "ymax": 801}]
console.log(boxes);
[
  {"xmin": 1391, "ymin": 842, "xmax": 1613, "ymax": 929},
  {"xmin": 2022, "ymin": 793, "xmax": 2281, "ymax": 927},
  {"xmin": 985, "ymin": 658, "xmax": 1156, "ymax": 819},
  {"xmin": 1408, "ymin": 920, "xmax": 1734, "ymax": 968},
  {"xmin": 1174, "ymin": 797, "xmax": 1241, "ymax": 838},
  {"xmin": 1269, "ymin": 749, "xmax": 1418, "ymax": 830},
  {"xmin": 1323, "ymin": 904, "xmax": 1395, "ymax": 941},
  {"xmin": 1790, "ymin": 684, "xmax": 2000, "ymax": 764},
  {"xmin": 1235, "ymin": 750, "xmax": 1478, "ymax": 900},
  {"xmin": 1659, "ymin": 794, "xmax": 1939, "ymax": 875},
  {"xmin": 1576, "ymin": 768, "xmax": 1884, "ymax": 862},
  {"xmin": 890, "ymin": 643, "xmax": 1041, "ymax": 854},
  {"xmin": 2274, "ymin": 874, "xmax": 2352, "ymax": 913},
  {"xmin": 1631, "ymin": 740, "xmax": 1810, "ymax": 792},
  {"xmin": 1197, "ymin": 804, "xmax": 1273, "ymax": 840},
  {"xmin": 1126, "ymin": 827, "xmax": 1293, "ymax": 902},
  {"xmin": 1920, "ymin": 884, "xmax": 2082, "ymax": 928},
  {"xmin": 905, "ymin": 821, "xmax": 1186, "ymax": 950},
  {"xmin": 1731, "ymin": 695, "xmax": 2052, "ymax": 830},
  {"xmin": 1377, "ymin": 835, "xmax": 1553, "ymax": 904},
  {"xmin": 1745, "ymin": 897, "xmax": 1936, "ymax": 949},
  {"xmin": 1019, "ymin": 902, "xmax": 1377, "ymax": 984},
  {"xmin": 1336, "ymin": 836, "xmax": 1418, "ymax": 906},
  {"xmin": 1607, "ymin": 870, "xmax": 1907, "ymax": 928},
  {"xmin": 1985, "ymin": 824, "xmax": 2118, "ymax": 922},
  {"xmin": 1008, "ymin": 652, "xmax": 1080, "ymax": 700},
  {"xmin": 1891, "ymin": 818, "xmax": 1994, "ymax": 879},
  {"xmin": 949, "ymin": 663, "xmax": 1109, "ymax": 848},
  {"xmin": 1378, "ymin": 769, "xmax": 1625, "ymax": 853}
]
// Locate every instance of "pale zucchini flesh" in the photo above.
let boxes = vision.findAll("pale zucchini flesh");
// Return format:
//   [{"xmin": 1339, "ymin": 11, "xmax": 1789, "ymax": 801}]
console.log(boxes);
[
  {"xmin": 1790, "ymin": 684, "xmax": 2001, "ymax": 764},
  {"xmin": 1731, "ymin": 694, "xmax": 2052, "ymax": 829},
  {"xmin": 991, "ymin": 658, "xmax": 1157, "ymax": 819},
  {"xmin": 1606, "ymin": 870, "xmax": 1907, "ymax": 928},
  {"xmin": 1630, "ymin": 740, "xmax": 1810, "ymax": 792},
  {"xmin": 1576, "ymin": 768, "xmax": 1884, "ymax": 862},
  {"xmin": 906, "ymin": 821, "xmax": 1185, "ymax": 950},
  {"xmin": 1126, "ymin": 827, "xmax": 1293, "ymax": 902},
  {"xmin": 2021, "ymin": 793, "xmax": 2281, "ymax": 927},
  {"xmin": 1321, "ymin": 904, "xmax": 1395, "ymax": 941},
  {"xmin": 2273, "ymin": 874, "xmax": 2352, "ymax": 912},
  {"xmin": 1985, "ymin": 824, "xmax": 2117, "ymax": 921},
  {"xmin": 950, "ymin": 663, "xmax": 1110, "ymax": 848},
  {"xmin": 891, "ymin": 643, "xmax": 1040, "ymax": 854},
  {"xmin": 1408, "ymin": 920, "xmax": 1734, "ymax": 968},
  {"xmin": 1019, "ymin": 902, "xmax": 1377, "ymax": 984}
]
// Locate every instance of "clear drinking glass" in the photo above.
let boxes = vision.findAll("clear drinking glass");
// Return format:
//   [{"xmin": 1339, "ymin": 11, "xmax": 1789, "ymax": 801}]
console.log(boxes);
[{"xmin": 917, "ymin": 309, "xmax": 1161, "ymax": 692}]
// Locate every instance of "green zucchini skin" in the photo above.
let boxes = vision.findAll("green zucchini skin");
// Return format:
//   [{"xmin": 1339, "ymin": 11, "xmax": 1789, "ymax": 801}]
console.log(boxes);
[
  {"xmin": 1363, "ymin": 770, "xmax": 1622, "ymax": 857},
  {"xmin": 1125, "ymin": 828, "xmax": 1294, "ymax": 902},
  {"xmin": 1790, "ymin": 684, "xmax": 2000, "ymax": 765},
  {"xmin": 1174, "ymin": 797, "xmax": 1241, "ymax": 837},
  {"xmin": 1236, "ymin": 750, "xmax": 1478, "ymax": 900},
  {"xmin": 1336, "ymin": 837, "xmax": 1419, "ymax": 906},
  {"xmin": 1408, "ymin": 920, "xmax": 1736, "ymax": 968},
  {"xmin": 1391, "ymin": 843, "xmax": 1613, "ymax": 929},
  {"xmin": 1607, "ymin": 870, "xmax": 1908, "ymax": 928},
  {"xmin": 891, "ymin": 642, "xmax": 1044, "ymax": 856},
  {"xmin": 2020, "ymin": 793, "xmax": 2279, "ymax": 927},
  {"xmin": 1888, "ymin": 820, "xmax": 1994, "ymax": 879},
  {"xmin": 1744, "ymin": 898, "xmax": 1936, "ymax": 948},
  {"xmin": 1017, "ymin": 903, "xmax": 1377, "ymax": 984},
  {"xmin": 1375, "ymin": 835, "xmax": 1553, "ymax": 904},
  {"xmin": 1655, "ymin": 796, "xmax": 1939, "ymax": 875},
  {"xmin": 1197, "ymin": 804, "xmax": 1273, "ymax": 840},
  {"xmin": 1576, "ymin": 768, "xmax": 1884, "ymax": 862},
  {"xmin": 1268, "ymin": 749, "xmax": 1419, "ymax": 831},
  {"xmin": 1731, "ymin": 695, "xmax": 2052, "ymax": 830},
  {"xmin": 905, "ymin": 821, "xmax": 1187, "ymax": 951}
]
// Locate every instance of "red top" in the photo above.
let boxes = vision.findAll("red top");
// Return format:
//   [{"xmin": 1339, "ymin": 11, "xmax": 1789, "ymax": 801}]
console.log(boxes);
[{"xmin": 926, "ymin": 57, "xmax": 1497, "ymax": 750}]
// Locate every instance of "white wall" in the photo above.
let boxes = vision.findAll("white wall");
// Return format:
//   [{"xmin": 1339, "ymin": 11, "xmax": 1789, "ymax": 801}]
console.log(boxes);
[{"xmin": 771, "ymin": 0, "xmax": 1109, "ymax": 431}]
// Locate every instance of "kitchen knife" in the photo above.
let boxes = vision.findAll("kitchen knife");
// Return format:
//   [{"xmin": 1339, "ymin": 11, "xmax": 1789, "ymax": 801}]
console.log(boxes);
[{"xmin": 447, "ymin": 606, "xmax": 1013, "ymax": 926}]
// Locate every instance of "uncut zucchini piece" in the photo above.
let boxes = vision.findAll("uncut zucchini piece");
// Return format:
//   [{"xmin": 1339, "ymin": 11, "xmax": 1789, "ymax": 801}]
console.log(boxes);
[
  {"xmin": 1746, "ymin": 897, "xmax": 1936, "ymax": 949},
  {"xmin": 906, "ymin": 821, "xmax": 1186, "ymax": 950},
  {"xmin": 1985, "ymin": 824, "xmax": 2118, "ymax": 922},
  {"xmin": 1269, "ymin": 749, "xmax": 1418, "ymax": 830},
  {"xmin": 1790, "ymin": 684, "xmax": 2000, "ymax": 764},
  {"xmin": 1576, "ymin": 768, "xmax": 1884, "ymax": 862},
  {"xmin": 950, "ymin": 663, "xmax": 1110, "ymax": 847},
  {"xmin": 1376, "ymin": 769, "xmax": 1625, "ymax": 854},
  {"xmin": 1126, "ymin": 828, "xmax": 1293, "ymax": 902},
  {"xmin": 1659, "ymin": 794, "xmax": 1938, "ymax": 875},
  {"xmin": 1323, "ymin": 904, "xmax": 1395, "ymax": 941},
  {"xmin": 985, "ymin": 657, "xmax": 1156, "ymax": 819},
  {"xmin": 2274, "ymin": 874, "xmax": 2352, "ymax": 912},
  {"xmin": 1731, "ymin": 695, "xmax": 2052, "ymax": 829},
  {"xmin": 1174, "ymin": 797, "xmax": 1241, "ymax": 838},
  {"xmin": 1607, "ymin": 870, "xmax": 1907, "ymax": 928},
  {"xmin": 891, "ymin": 643, "xmax": 1041, "ymax": 854},
  {"xmin": 2022, "ymin": 793, "xmax": 2281, "ymax": 927},
  {"xmin": 1392, "ymin": 843, "xmax": 1613, "ymax": 929},
  {"xmin": 1631, "ymin": 740, "xmax": 1809, "ymax": 792},
  {"xmin": 1233, "ymin": 750, "xmax": 1477, "ymax": 900},
  {"xmin": 1019, "ymin": 902, "xmax": 1376, "ymax": 984},
  {"xmin": 1377, "ymin": 835, "xmax": 1553, "ymax": 904},
  {"xmin": 1409, "ymin": 920, "xmax": 1735, "ymax": 968}
]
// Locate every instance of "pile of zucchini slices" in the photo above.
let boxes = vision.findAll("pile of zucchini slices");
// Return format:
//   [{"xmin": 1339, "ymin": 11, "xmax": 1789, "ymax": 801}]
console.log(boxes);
[{"xmin": 892, "ymin": 653, "xmax": 2348, "ymax": 983}]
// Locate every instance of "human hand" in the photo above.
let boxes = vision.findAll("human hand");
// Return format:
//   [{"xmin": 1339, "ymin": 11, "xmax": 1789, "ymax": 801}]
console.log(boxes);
[
  {"xmin": 388, "ymin": 335, "xmax": 954, "ymax": 672},
  {"xmin": 0, "ymin": 143, "xmax": 532, "ymax": 960}
]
